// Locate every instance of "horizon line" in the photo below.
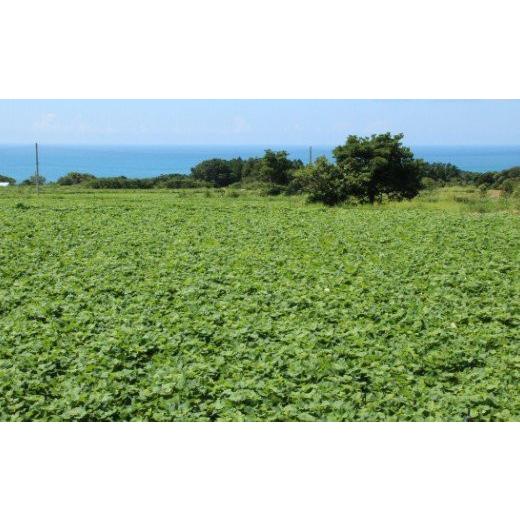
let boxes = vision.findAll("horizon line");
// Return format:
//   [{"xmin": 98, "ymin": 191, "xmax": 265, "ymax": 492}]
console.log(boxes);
[{"xmin": 1, "ymin": 142, "xmax": 520, "ymax": 147}]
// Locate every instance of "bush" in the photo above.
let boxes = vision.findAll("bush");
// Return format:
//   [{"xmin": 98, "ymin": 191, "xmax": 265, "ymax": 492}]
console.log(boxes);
[
  {"xmin": 57, "ymin": 172, "xmax": 96, "ymax": 185},
  {"xmin": 262, "ymin": 184, "xmax": 287, "ymax": 196},
  {"xmin": 21, "ymin": 175, "xmax": 46, "ymax": 186},
  {"xmin": 286, "ymin": 177, "xmax": 306, "ymax": 195},
  {"xmin": 191, "ymin": 159, "xmax": 238, "ymax": 187},
  {"xmin": 421, "ymin": 177, "xmax": 440, "ymax": 191},
  {"xmin": 87, "ymin": 176, "xmax": 155, "ymax": 189},
  {"xmin": 80, "ymin": 173, "xmax": 207, "ymax": 190},
  {"xmin": 295, "ymin": 157, "xmax": 349, "ymax": 206},
  {"xmin": 417, "ymin": 161, "xmax": 461, "ymax": 183},
  {"xmin": 155, "ymin": 174, "xmax": 208, "ymax": 189},
  {"xmin": 257, "ymin": 150, "xmax": 303, "ymax": 185},
  {"xmin": 189, "ymin": 151, "xmax": 301, "ymax": 188},
  {"xmin": 501, "ymin": 179, "xmax": 517, "ymax": 197}
]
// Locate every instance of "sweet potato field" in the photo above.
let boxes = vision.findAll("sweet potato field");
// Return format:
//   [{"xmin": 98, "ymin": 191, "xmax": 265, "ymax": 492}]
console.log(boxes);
[{"xmin": 0, "ymin": 190, "xmax": 518, "ymax": 420}]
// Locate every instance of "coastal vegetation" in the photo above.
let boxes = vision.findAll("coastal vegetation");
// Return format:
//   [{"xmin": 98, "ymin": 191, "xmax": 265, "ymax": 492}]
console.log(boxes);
[{"xmin": 10, "ymin": 134, "xmax": 520, "ymax": 204}]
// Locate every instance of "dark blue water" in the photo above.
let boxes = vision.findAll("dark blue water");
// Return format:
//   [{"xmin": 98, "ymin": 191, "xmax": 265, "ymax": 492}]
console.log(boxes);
[{"xmin": 1, "ymin": 144, "xmax": 520, "ymax": 182}]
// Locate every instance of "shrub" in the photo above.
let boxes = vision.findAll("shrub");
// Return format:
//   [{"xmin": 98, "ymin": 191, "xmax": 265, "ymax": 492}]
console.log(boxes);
[
  {"xmin": 57, "ymin": 172, "xmax": 96, "ymax": 185},
  {"xmin": 262, "ymin": 184, "xmax": 287, "ymax": 196},
  {"xmin": 87, "ymin": 176, "xmax": 155, "ymax": 189},
  {"xmin": 295, "ymin": 157, "xmax": 349, "ymax": 206},
  {"xmin": 21, "ymin": 175, "xmax": 46, "ymax": 186},
  {"xmin": 155, "ymin": 174, "xmax": 208, "ymax": 189},
  {"xmin": 286, "ymin": 176, "xmax": 306, "ymax": 195},
  {"xmin": 191, "ymin": 159, "xmax": 238, "ymax": 187},
  {"xmin": 257, "ymin": 150, "xmax": 303, "ymax": 186},
  {"xmin": 417, "ymin": 161, "xmax": 461, "ymax": 183},
  {"xmin": 501, "ymin": 179, "xmax": 516, "ymax": 197},
  {"xmin": 421, "ymin": 177, "xmax": 439, "ymax": 191}
]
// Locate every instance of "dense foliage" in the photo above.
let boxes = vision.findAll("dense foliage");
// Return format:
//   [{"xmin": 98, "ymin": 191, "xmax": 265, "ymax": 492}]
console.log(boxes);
[
  {"xmin": 87, "ymin": 176, "xmax": 157, "ymax": 189},
  {"xmin": 473, "ymin": 167, "xmax": 520, "ymax": 190},
  {"xmin": 418, "ymin": 162, "xmax": 466, "ymax": 184},
  {"xmin": 154, "ymin": 174, "xmax": 209, "ymax": 189},
  {"xmin": 294, "ymin": 156, "xmax": 349, "ymax": 205},
  {"xmin": 418, "ymin": 164, "xmax": 520, "ymax": 192},
  {"xmin": 297, "ymin": 133, "xmax": 423, "ymax": 205},
  {"xmin": 87, "ymin": 174, "xmax": 208, "ymax": 190},
  {"xmin": 0, "ymin": 190, "xmax": 518, "ymax": 421},
  {"xmin": 21, "ymin": 174, "xmax": 46, "ymax": 186},
  {"xmin": 190, "ymin": 150, "xmax": 303, "ymax": 188},
  {"xmin": 333, "ymin": 133, "xmax": 421, "ymax": 201},
  {"xmin": 257, "ymin": 150, "xmax": 303, "ymax": 185},
  {"xmin": 57, "ymin": 172, "xmax": 96, "ymax": 185},
  {"xmin": 11, "ymin": 135, "xmax": 520, "ymax": 201},
  {"xmin": 191, "ymin": 159, "xmax": 241, "ymax": 187}
]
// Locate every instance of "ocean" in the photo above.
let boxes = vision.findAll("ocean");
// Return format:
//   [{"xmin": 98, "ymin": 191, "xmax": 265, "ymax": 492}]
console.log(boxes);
[{"xmin": 1, "ymin": 144, "xmax": 520, "ymax": 183}]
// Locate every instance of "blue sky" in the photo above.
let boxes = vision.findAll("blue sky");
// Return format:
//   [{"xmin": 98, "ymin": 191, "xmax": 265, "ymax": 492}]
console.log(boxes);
[{"xmin": 0, "ymin": 100, "xmax": 519, "ymax": 146}]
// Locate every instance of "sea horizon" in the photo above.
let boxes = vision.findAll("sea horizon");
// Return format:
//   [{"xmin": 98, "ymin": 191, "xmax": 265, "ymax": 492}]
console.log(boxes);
[{"xmin": 2, "ymin": 143, "xmax": 520, "ymax": 182}]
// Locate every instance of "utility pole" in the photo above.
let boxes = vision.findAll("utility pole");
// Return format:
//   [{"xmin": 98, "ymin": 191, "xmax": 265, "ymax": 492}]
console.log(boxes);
[
  {"xmin": 309, "ymin": 146, "xmax": 313, "ymax": 165},
  {"xmin": 35, "ymin": 143, "xmax": 40, "ymax": 195}
]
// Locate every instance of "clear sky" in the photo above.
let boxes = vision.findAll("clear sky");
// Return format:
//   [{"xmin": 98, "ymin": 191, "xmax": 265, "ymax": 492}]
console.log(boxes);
[{"xmin": 1, "ymin": 100, "xmax": 519, "ymax": 146}]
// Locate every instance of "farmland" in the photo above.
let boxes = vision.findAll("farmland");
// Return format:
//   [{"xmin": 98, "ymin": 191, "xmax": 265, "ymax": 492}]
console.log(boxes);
[{"xmin": 0, "ymin": 187, "xmax": 519, "ymax": 421}]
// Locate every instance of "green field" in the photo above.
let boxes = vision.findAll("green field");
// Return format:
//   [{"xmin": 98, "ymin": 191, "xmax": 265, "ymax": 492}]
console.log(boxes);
[{"xmin": 0, "ymin": 188, "xmax": 519, "ymax": 420}]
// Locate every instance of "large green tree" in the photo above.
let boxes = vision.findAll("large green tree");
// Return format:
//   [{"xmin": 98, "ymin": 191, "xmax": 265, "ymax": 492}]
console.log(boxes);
[{"xmin": 333, "ymin": 133, "xmax": 422, "ymax": 203}]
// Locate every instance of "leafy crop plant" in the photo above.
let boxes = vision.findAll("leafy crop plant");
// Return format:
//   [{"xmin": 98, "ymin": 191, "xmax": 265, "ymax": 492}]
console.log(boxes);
[{"xmin": 0, "ymin": 190, "xmax": 518, "ymax": 421}]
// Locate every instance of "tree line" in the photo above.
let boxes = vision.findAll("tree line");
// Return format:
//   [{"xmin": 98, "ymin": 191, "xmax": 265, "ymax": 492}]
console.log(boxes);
[{"xmin": 5, "ymin": 134, "xmax": 519, "ymax": 204}]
